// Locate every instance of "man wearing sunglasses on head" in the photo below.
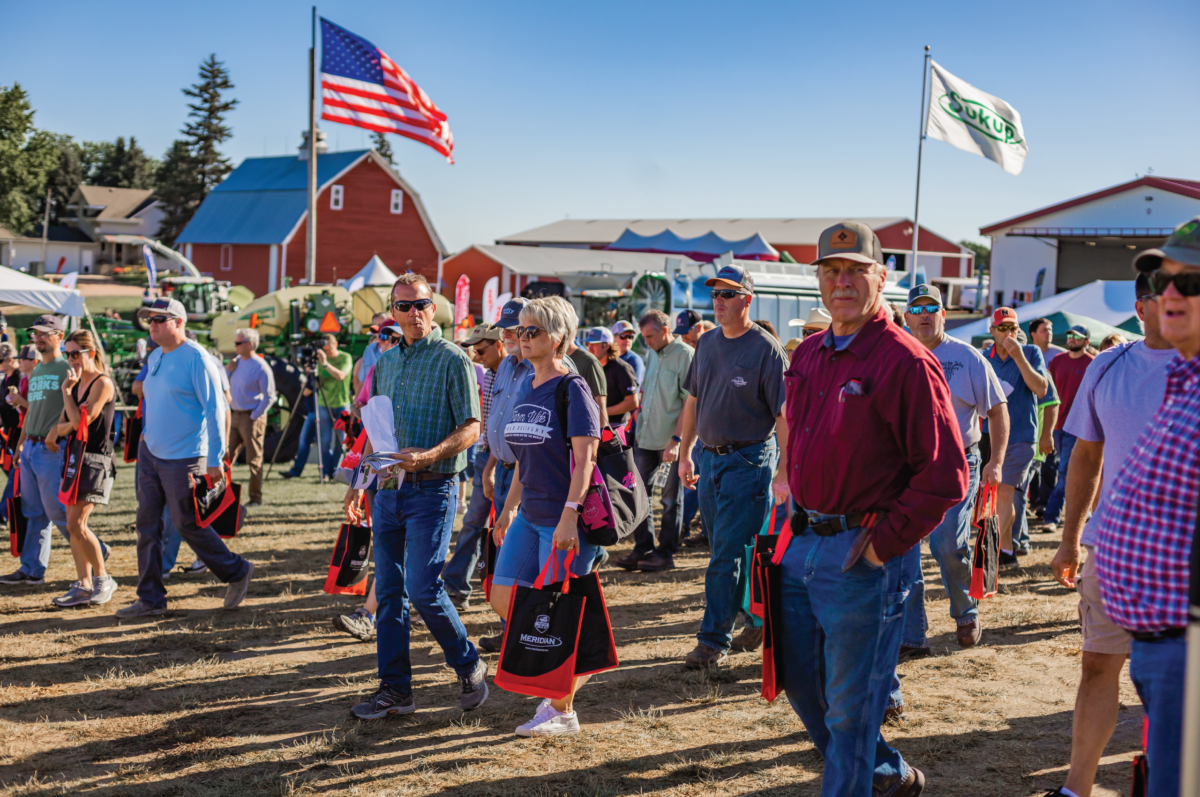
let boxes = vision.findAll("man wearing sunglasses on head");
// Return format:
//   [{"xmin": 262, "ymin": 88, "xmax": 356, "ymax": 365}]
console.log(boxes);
[
  {"xmin": 1083, "ymin": 217, "xmax": 1200, "ymax": 797},
  {"xmin": 114, "ymin": 298, "xmax": 253, "ymax": 618},
  {"xmin": 982, "ymin": 306, "xmax": 1050, "ymax": 569},
  {"xmin": 343, "ymin": 273, "xmax": 487, "ymax": 720}
]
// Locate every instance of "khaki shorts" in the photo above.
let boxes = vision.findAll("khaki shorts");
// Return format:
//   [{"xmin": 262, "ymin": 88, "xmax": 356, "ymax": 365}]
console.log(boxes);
[{"xmin": 1077, "ymin": 545, "xmax": 1131, "ymax": 655}]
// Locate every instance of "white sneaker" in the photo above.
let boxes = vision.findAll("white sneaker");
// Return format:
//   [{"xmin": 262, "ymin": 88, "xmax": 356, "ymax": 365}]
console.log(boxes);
[{"xmin": 515, "ymin": 700, "xmax": 580, "ymax": 737}]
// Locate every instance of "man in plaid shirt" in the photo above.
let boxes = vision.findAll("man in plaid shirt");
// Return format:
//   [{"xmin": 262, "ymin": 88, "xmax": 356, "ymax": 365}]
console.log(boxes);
[
  {"xmin": 343, "ymin": 273, "xmax": 488, "ymax": 721},
  {"xmin": 1093, "ymin": 216, "xmax": 1200, "ymax": 797}
]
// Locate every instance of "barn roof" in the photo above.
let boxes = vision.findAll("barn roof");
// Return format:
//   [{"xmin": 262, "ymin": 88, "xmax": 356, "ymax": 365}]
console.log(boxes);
[{"xmin": 176, "ymin": 149, "xmax": 446, "ymax": 253}]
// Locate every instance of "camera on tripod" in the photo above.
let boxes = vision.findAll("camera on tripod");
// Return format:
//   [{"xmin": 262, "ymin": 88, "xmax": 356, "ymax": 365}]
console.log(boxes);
[{"xmin": 297, "ymin": 340, "xmax": 327, "ymax": 370}]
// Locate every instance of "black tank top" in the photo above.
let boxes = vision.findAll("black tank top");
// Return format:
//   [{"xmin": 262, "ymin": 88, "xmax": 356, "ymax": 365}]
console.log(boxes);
[{"xmin": 72, "ymin": 375, "xmax": 114, "ymax": 457}]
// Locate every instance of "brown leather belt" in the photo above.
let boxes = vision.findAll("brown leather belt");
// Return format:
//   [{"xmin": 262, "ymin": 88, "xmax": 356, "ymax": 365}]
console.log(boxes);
[
  {"xmin": 409, "ymin": 471, "xmax": 453, "ymax": 483},
  {"xmin": 26, "ymin": 436, "xmax": 46, "ymax": 445},
  {"xmin": 500, "ymin": 461, "xmax": 515, "ymax": 471},
  {"xmin": 701, "ymin": 439, "xmax": 766, "ymax": 456},
  {"xmin": 808, "ymin": 512, "xmax": 867, "ymax": 537}
]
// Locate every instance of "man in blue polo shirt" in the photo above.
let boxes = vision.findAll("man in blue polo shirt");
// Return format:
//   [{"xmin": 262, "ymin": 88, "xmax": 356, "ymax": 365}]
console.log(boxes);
[{"xmin": 983, "ymin": 307, "xmax": 1049, "ymax": 568}]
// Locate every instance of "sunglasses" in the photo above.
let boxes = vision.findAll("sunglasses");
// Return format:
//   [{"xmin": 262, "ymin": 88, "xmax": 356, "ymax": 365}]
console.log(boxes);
[
  {"xmin": 65, "ymin": 350, "xmax": 89, "ymax": 359},
  {"xmin": 617, "ymin": 332, "xmax": 637, "ymax": 340},
  {"xmin": 1150, "ymin": 270, "xmax": 1200, "ymax": 298},
  {"xmin": 235, "ymin": 339, "xmax": 250, "ymax": 345},
  {"xmin": 906, "ymin": 304, "xmax": 942, "ymax": 315},
  {"xmin": 995, "ymin": 324, "xmax": 1019, "ymax": 333},
  {"xmin": 711, "ymin": 289, "xmax": 748, "ymax": 300},
  {"xmin": 1065, "ymin": 332, "xmax": 1087, "ymax": 340},
  {"xmin": 391, "ymin": 299, "xmax": 434, "ymax": 313},
  {"xmin": 515, "ymin": 326, "xmax": 544, "ymax": 340},
  {"xmin": 380, "ymin": 333, "xmax": 400, "ymax": 343},
  {"xmin": 147, "ymin": 315, "xmax": 173, "ymax": 325}
]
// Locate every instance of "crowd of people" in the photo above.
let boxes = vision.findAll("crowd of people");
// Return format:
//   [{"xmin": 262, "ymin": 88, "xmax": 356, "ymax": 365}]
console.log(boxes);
[{"xmin": 2, "ymin": 216, "xmax": 1199, "ymax": 797}]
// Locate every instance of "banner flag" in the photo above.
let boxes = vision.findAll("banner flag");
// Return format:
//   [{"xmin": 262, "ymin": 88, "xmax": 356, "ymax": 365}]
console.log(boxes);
[{"xmin": 926, "ymin": 61, "xmax": 1027, "ymax": 176}]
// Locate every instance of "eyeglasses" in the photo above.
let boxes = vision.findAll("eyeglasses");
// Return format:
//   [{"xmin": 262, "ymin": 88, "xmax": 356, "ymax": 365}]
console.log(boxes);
[
  {"xmin": 906, "ymin": 304, "xmax": 942, "ymax": 315},
  {"xmin": 617, "ymin": 332, "xmax": 637, "ymax": 340},
  {"xmin": 1137, "ymin": 293, "xmax": 1160, "ymax": 302},
  {"xmin": 994, "ymin": 324, "xmax": 1019, "ymax": 333},
  {"xmin": 515, "ymin": 326, "xmax": 544, "ymax": 340},
  {"xmin": 147, "ymin": 315, "xmax": 172, "ymax": 325},
  {"xmin": 391, "ymin": 299, "xmax": 434, "ymax": 313},
  {"xmin": 1150, "ymin": 270, "xmax": 1200, "ymax": 298},
  {"xmin": 711, "ymin": 289, "xmax": 748, "ymax": 300}
]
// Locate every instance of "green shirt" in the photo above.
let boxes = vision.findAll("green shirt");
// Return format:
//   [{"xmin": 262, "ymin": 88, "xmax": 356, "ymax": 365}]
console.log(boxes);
[
  {"xmin": 370, "ymin": 325, "xmax": 480, "ymax": 475},
  {"xmin": 635, "ymin": 337, "xmax": 694, "ymax": 450},
  {"xmin": 25, "ymin": 357, "xmax": 70, "ymax": 438},
  {"xmin": 316, "ymin": 350, "xmax": 353, "ymax": 408}
]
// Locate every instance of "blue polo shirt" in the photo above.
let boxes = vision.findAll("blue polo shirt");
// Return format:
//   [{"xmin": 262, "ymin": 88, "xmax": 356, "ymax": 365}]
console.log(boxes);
[{"xmin": 983, "ymin": 344, "xmax": 1048, "ymax": 444}]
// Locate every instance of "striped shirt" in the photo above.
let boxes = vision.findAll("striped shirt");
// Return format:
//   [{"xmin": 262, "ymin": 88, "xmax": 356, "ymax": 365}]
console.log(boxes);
[
  {"xmin": 477, "ymin": 368, "xmax": 495, "ymax": 453},
  {"xmin": 370, "ymin": 325, "xmax": 479, "ymax": 475},
  {"xmin": 1094, "ymin": 354, "xmax": 1200, "ymax": 632}
]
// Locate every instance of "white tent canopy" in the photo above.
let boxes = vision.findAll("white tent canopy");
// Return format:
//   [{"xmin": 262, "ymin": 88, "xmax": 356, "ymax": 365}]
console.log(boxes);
[
  {"xmin": 343, "ymin": 256, "xmax": 399, "ymax": 294},
  {"xmin": 0, "ymin": 265, "xmax": 86, "ymax": 316},
  {"xmin": 949, "ymin": 280, "xmax": 1137, "ymax": 342}
]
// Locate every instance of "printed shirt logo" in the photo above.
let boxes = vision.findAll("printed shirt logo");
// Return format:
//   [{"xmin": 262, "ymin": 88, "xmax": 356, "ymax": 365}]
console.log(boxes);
[
  {"xmin": 938, "ymin": 91, "xmax": 1024, "ymax": 145},
  {"xmin": 731, "ymin": 376, "xmax": 747, "ymax": 388},
  {"xmin": 505, "ymin": 403, "xmax": 553, "ymax": 445},
  {"xmin": 942, "ymin": 360, "xmax": 964, "ymax": 381},
  {"xmin": 830, "ymin": 230, "xmax": 857, "ymax": 249}
]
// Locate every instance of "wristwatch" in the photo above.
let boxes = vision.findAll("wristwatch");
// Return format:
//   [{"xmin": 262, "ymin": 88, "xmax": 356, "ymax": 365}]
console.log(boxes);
[{"xmin": 564, "ymin": 501, "xmax": 583, "ymax": 513}]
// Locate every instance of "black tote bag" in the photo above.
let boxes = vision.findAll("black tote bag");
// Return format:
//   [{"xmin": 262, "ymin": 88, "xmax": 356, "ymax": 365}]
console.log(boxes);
[{"xmin": 7, "ymin": 466, "xmax": 26, "ymax": 557}]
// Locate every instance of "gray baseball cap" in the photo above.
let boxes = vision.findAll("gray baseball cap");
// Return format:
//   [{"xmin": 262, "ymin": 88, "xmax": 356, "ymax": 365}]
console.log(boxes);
[
  {"xmin": 906, "ymin": 284, "xmax": 943, "ymax": 306},
  {"xmin": 136, "ymin": 297, "xmax": 187, "ymax": 321},
  {"xmin": 813, "ymin": 221, "xmax": 884, "ymax": 267},
  {"xmin": 1133, "ymin": 216, "xmax": 1200, "ymax": 272}
]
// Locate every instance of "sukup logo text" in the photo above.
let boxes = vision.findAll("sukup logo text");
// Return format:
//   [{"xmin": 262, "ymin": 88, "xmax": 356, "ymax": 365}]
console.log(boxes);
[{"xmin": 938, "ymin": 91, "xmax": 1023, "ymax": 145}]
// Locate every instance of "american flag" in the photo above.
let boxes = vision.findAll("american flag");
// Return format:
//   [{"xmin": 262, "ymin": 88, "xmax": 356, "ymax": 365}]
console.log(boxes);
[{"xmin": 320, "ymin": 18, "xmax": 454, "ymax": 163}]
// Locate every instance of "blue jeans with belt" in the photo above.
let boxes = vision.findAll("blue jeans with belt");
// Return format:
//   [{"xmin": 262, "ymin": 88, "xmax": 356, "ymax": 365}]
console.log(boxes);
[
  {"xmin": 779, "ymin": 521, "xmax": 912, "ymax": 797},
  {"xmin": 373, "ymin": 479, "xmax": 478, "ymax": 693},
  {"xmin": 696, "ymin": 437, "xmax": 777, "ymax": 653}
]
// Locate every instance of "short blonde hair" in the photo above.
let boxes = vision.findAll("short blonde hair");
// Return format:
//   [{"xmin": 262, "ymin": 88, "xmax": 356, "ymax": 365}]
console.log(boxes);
[{"xmin": 520, "ymin": 296, "xmax": 577, "ymax": 359}]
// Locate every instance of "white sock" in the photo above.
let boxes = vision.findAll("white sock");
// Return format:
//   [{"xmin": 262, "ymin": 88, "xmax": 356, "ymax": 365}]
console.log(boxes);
[
  {"xmin": 1001, "ymin": 548, "xmax": 1013, "ymax": 555},
  {"xmin": 1059, "ymin": 787, "xmax": 1081, "ymax": 797}
]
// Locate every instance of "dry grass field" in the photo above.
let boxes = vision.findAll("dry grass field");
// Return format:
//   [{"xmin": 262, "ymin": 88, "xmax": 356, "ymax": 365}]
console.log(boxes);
[{"xmin": 0, "ymin": 460, "xmax": 1145, "ymax": 796}]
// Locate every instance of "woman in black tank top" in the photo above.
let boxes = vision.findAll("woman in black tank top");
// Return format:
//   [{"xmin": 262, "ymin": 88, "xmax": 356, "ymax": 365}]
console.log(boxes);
[{"xmin": 46, "ymin": 330, "xmax": 118, "ymax": 608}]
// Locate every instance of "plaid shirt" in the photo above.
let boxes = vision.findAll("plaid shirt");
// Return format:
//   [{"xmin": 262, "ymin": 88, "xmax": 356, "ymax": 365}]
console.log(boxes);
[
  {"xmin": 1094, "ymin": 354, "xmax": 1200, "ymax": 632},
  {"xmin": 477, "ymin": 368, "xmax": 495, "ymax": 453},
  {"xmin": 370, "ymin": 325, "xmax": 480, "ymax": 475}
]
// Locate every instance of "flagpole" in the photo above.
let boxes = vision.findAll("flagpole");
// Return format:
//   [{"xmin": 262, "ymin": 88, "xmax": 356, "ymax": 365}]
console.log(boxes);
[
  {"xmin": 910, "ymin": 45, "xmax": 931, "ymax": 280},
  {"xmin": 306, "ymin": 6, "xmax": 318, "ymax": 285}
]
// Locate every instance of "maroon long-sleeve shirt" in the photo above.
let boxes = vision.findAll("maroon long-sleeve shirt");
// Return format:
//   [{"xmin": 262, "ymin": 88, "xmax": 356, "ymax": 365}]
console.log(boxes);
[{"xmin": 785, "ymin": 305, "xmax": 969, "ymax": 561}]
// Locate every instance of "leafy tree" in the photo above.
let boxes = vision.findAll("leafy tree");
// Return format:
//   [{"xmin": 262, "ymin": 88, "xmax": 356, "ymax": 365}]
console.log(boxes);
[
  {"xmin": 0, "ymin": 83, "xmax": 58, "ymax": 235},
  {"xmin": 959, "ymin": 239, "xmax": 991, "ymax": 274},
  {"xmin": 92, "ymin": 136, "xmax": 158, "ymax": 189},
  {"xmin": 42, "ymin": 134, "xmax": 84, "ymax": 223},
  {"xmin": 157, "ymin": 54, "xmax": 237, "ymax": 243},
  {"xmin": 372, "ymin": 131, "xmax": 395, "ymax": 166}
]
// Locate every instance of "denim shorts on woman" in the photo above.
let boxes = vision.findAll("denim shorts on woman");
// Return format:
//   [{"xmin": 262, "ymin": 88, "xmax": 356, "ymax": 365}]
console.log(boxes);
[{"xmin": 492, "ymin": 509, "xmax": 598, "ymax": 588}]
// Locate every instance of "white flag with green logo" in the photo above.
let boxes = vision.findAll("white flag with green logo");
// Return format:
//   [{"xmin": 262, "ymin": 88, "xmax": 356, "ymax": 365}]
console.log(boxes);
[{"xmin": 926, "ymin": 61, "xmax": 1027, "ymax": 176}]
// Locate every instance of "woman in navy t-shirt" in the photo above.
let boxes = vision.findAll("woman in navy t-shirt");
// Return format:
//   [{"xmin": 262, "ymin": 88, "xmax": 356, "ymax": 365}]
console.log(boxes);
[{"xmin": 491, "ymin": 296, "xmax": 601, "ymax": 739}]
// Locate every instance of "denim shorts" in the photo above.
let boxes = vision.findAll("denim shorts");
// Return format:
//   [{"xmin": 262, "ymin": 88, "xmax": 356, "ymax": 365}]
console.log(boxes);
[
  {"xmin": 1001, "ymin": 440, "xmax": 1036, "ymax": 488},
  {"xmin": 492, "ymin": 509, "xmax": 598, "ymax": 588}
]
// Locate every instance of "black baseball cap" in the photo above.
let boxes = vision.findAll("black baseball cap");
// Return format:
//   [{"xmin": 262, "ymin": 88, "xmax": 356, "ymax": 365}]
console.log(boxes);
[{"xmin": 673, "ymin": 309, "xmax": 701, "ymax": 335}]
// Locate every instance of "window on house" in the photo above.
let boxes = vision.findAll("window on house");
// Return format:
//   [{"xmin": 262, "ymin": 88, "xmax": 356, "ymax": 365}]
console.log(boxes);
[
  {"xmin": 330, "ymin": 184, "xmax": 344, "ymax": 211},
  {"xmin": 220, "ymin": 244, "xmax": 233, "ymax": 272},
  {"xmin": 390, "ymin": 189, "xmax": 404, "ymax": 214}
]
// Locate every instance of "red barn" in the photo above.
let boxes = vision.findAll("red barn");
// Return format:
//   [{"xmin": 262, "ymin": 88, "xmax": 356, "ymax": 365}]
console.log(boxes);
[{"xmin": 177, "ymin": 149, "xmax": 446, "ymax": 296}]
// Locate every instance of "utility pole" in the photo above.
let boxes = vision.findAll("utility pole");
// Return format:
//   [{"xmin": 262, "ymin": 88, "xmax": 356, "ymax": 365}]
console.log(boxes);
[
  {"xmin": 39, "ymin": 189, "xmax": 51, "ymax": 275},
  {"xmin": 306, "ymin": 6, "xmax": 318, "ymax": 285}
]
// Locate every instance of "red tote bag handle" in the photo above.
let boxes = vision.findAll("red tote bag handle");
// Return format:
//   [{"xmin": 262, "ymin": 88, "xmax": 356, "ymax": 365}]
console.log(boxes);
[{"xmin": 533, "ymin": 549, "xmax": 576, "ymax": 594}]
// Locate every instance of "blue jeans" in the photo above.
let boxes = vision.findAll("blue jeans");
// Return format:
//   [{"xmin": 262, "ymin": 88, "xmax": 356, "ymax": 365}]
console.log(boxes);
[
  {"xmin": 1130, "ymin": 637, "xmax": 1186, "ymax": 797},
  {"xmin": 696, "ymin": 438, "xmax": 777, "ymax": 652},
  {"xmin": 779, "ymin": 524, "xmax": 912, "ymax": 797},
  {"xmin": 491, "ymin": 508, "xmax": 598, "ymax": 587},
  {"xmin": 492, "ymin": 462, "xmax": 514, "ymax": 519},
  {"xmin": 289, "ymin": 404, "xmax": 349, "ymax": 478},
  {"xmin": 443, "ymin": 448, "xmax": 492, "ymax": 598},
  {"xmin": 373, "ymin": 480, "xmax": 478, "ymax": 692},
  {"xmin": 1043, "ymin": 430, "xmax": 1076, "ymax": 524},
  {"xmin": 681, "ymin": 440, "xmax": 704, "ymax": 538},
  {"xmin": 160, "ymin": 508, "xmax": 182, "ymax": 572},
  {"xmin": 902, "ymin": 450, "xmax": 981, "ymax": 648},
  {"xmin": 18, "ymin": 442, "xmax": 107, "ymax": 579}
]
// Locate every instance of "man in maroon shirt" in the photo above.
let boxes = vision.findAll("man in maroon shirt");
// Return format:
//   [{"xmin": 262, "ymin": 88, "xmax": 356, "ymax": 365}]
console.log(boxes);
[
  {"xmin": 1041, "ymin": 324, "xmax": 1094, "ymax": 530},
  {"xmin": 778, "ymin": 221, "xmax": 968, "ymax": 797}
]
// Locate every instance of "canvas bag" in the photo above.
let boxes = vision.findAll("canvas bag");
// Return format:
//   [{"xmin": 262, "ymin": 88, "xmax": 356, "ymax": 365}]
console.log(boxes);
[
  {"xmin": 7, "ymin": 465, "xmax": 26, "ymax": 557},
  {"xmin": 742, "ymin": 504, "xmax": 779, "ymax": 624},
  {"xmin": 758, "ymin": 539, "xmax": 787, "ymax": 704},
  {"xmin": 323, "ymin": 501, "xmax": 372, "ymax": 596},
  {"xmin": 495, "ymin": 551, "xmax": 587, "ymax": 700},
  {"xmin": 57, "ymin": 405, "xmax": 88, "ymax": 506},
  {"xmin": 479, "ymin": 505, "xmax": 498, "ymax": 602},
  {"xmin": 122, "ymin": 399, "xmax": 143, "ymax": 463},
  {"xmin": 539, "ymin": 558, "xmax": 619, "ymax": 677},
  {"xmin": 190, "ymin": 462, "xmax": 245, "ymax": 539},
  {"xmin": 553, "ymin": 376, "xmax": 649, "ymax": 546},
  {"xmin": 969, "ymin": 483, "xmax": 999, "ymax": 600}
]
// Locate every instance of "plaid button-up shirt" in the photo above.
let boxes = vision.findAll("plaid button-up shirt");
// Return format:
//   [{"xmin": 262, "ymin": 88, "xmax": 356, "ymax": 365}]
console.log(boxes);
[
  {"xmin": 1094, "ymin": 354, "xmax": 1200, "ymax": 632},
  {"xmin": 370, "ymin": 325, "xmax": 480, "ymax": 475}
]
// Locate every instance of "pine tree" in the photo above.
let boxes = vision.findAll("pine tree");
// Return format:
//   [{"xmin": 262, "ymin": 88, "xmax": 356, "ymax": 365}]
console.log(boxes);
[
  {"xmin": 0, "ymin": 83, "xmax": 58, "ymax": 235},
  {"xmin": 93, "ymin": 136, "xmax": 157, "ymax": 189},
  {"xmin": 372, "ymin": 131, "xmax": 395, "ymax": 167},
  {"xmin": 42, "ymin": 134, "xmax": 84, "ymax": 223},
  {"xmin": 157, "ymin": 55, "xmax": 237, "ymax": 243}
]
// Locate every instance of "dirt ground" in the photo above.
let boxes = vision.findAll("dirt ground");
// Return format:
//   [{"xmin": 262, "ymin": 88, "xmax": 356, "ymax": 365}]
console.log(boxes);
[{"xmin": 0, "ymin": 460, "xmax": 1145, "ymax": 796}]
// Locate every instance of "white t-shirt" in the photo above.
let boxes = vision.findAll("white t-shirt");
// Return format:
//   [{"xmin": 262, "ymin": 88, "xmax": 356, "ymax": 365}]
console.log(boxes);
[{"xmin": 930, "ymin": 335, "xmax": 1007, "ymax": 447}]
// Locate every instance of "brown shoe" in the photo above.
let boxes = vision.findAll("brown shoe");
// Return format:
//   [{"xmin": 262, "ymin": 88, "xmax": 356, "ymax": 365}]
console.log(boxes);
[
  {"xmin": 882, "ymin": 705, "xmax": 905, "ymax": 725},
  {"xmin": 682, "ymin": 534, "xmax": 709, "ymax": 549},
  {"xmin": 892, "ymin": 765, "xmax": 925, "ymax": 797},
  {"xmin": 730, "ymin": 626, "xmax": 764, "ymax": 652},
  {"xmin": 683, "ymin": 643, "xmax": 727, "ymax": 670},
  {"xmin": 638, "ymin": 553, "xmax": 675, "ymax": 572},
  {"xmin": 956, "ymin": 619, "xmax": 982, "ymax": 648},
  {"xmin": 897, "ymin": 645, "xmax": 931, "ymax": 663},
  {"xmin": 613, "ymin": 551, "xmax": 645, "ymax": 570}
]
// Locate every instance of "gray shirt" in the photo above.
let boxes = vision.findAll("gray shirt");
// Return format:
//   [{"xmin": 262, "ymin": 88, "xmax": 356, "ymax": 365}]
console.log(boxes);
[
  {"xmin": 683, "ymin": 324, "xmax": 787, "ymax": 447},
  {"xmin": 1065, "ymin": 341, "xmax": 1175, "ymax": 547},
  {"xmin": 929, "ymin": 335, "xmax": 1006, "ymax": 447},
  {"xmin": 228, "ymin": 354, "xmax": 277, "ymax": 420}
]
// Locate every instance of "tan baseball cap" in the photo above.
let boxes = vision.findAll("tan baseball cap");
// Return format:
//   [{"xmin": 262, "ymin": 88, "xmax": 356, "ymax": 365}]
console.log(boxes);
[
  {"xmin": 463, "ymin": 322, "xmax": 502, "ymax": 345},
  {"xmin": 813, "ymin": 221, "xmax": 884, "ymax": 267}
]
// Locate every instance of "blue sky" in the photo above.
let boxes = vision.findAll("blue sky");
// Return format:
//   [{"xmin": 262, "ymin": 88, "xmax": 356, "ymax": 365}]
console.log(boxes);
[{"xmin": 5, "ymin": 0, "xmax": 1197, "ymax": 252}]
